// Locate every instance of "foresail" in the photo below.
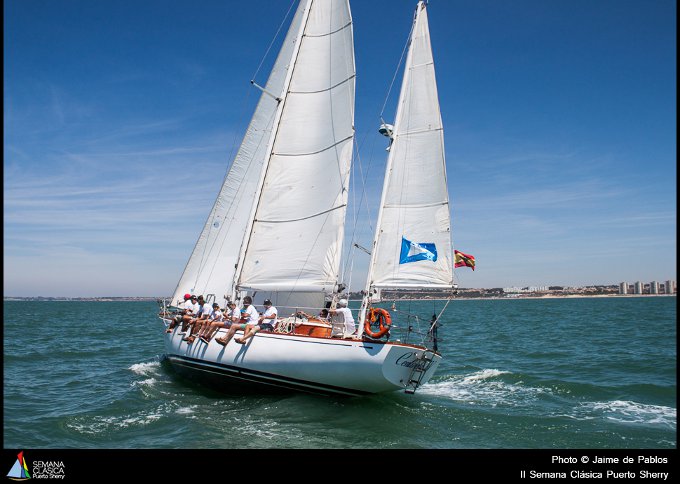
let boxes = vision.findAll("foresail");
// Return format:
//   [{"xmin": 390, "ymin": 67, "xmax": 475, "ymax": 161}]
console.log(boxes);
[
  {"xmin": 238, "ymin": 0, "xmax": 355, "ymax": 294},
  {"xmin": 368, "ymin": 2, "xmax": 453, "ymax": 290},
  {"xmin": 170, "ymin": 4, "xmax": 307, "ymax": 306}
]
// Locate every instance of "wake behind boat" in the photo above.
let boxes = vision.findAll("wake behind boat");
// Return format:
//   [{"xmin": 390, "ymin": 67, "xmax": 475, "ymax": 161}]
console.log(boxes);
[{"xmin": 159, "ymin": 0, "xmax": 456, "ymax": 396}]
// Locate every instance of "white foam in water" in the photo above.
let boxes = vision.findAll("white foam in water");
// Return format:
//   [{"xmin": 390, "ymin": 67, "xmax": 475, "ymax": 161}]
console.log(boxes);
[
  {"xmin": 67, "ymin": 410, "xmax": 164, "ymax": 435},
  {"xmin": 461, "ymin": 369, "xmax": 511, "ymax": 383},
  {"xmin": 175, "ymin": 405, "xmax": 197, "ymax": 415},
  {"xmin": 65, "ymin": 402, "xmax": 179, "ymax": 435},
  {"xmin": 132, "ymin": 378, "xmax": 157, "ymax": 388},
  {"xmin": 128, "ymin": 361, "xmax": 161, "ymax": 375},
  {"xmin": 419, "ymin": 369, "xmax": 549, "ymax": 407},
  {"xmin": 581, "ymin": 400, "xmax": 676, "ymax": 428}
]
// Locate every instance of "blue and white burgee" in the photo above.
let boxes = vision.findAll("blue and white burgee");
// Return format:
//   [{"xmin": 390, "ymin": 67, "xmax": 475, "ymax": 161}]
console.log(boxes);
[{"xmin": 399, "ymin": 237, "xmax": 438, "ymax": 264}]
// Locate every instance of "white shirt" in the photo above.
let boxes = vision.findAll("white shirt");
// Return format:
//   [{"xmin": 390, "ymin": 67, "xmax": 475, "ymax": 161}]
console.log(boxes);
[
  {"xmin": 226, "ymin": 307, "xmax": 240, "ymax": 321},
  {"xmin": 210, "ymin": 309, "xmax": 223, "ymax": 321},
  {"xmin": 186, "ymin": 301, "xmax": 200, "ymax": 314},
  {"xmin": 241, "ymin": 304, "xmax": 259, "ymax": 323},
  {"xmin": 332, "ymin": 307, "xmax": 356, "ymax": 336},
  {"xmin": 198, "ymin": 302, "xmax": 212, "ymax": 318},
  {"xmin": 260, "ymin": 306, "xmax": 278, "ymax": 322}
]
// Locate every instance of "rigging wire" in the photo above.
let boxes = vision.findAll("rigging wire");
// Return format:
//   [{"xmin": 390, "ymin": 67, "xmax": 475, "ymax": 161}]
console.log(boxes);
[
  {"xmin": 378, "ymin": 18, "xmax": 416, "ymax": 120},
  {"xmin": 186, "ymin": 0, "xmax": 297, "ymax": 298},
  {"xmin": 340, "ymin": 130, "xmax": 377, "ymax": 285},
  {"xmin": 251, "ymin": 0, "xmax": 298, "ymax": 82}
]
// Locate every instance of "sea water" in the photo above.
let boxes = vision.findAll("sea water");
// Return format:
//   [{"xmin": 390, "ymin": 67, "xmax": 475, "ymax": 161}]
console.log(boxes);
[{"xmin": 3, "ymin": 297, "xmax": 675, "ymax": 448}]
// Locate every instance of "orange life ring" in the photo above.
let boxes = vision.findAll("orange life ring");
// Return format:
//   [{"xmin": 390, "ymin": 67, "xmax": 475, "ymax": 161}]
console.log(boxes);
[{"xmin": 364, "ymin": 308, "xmax": 392, "ymax": 339}]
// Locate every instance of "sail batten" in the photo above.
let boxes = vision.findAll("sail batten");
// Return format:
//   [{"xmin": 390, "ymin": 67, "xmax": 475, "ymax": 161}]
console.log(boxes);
[
  {"xmin": 305, "ymin": 20, "xmax": 352, "ymax": 38},
  {"xmin": 273, "ymin": 134, "xmax": 353, "ymax": 156},
  {"xmin": 289, "ymin": 73, "xmax": 356, "ymax": 94}
]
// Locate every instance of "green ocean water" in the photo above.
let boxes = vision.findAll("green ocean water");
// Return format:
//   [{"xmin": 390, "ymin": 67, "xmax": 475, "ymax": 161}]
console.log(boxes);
[{"xmin": 3, "ymin": 297, "xmax": 676, "ymax": 449}]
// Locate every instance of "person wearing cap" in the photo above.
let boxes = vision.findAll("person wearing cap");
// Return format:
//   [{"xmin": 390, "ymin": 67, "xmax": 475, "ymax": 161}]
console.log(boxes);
[
  {"xmin": 200, "ymin": 301, "xmax": 238, "ymax": 343},
  {"xmin": 195, "ymin": 303, "xmax": 225, "ymax": 343},
  {"xmin": 179, "ymin": 295, "xmax": 201, "ymax": 334},
  {"xmin": 329, "ymin": 298, "xmax": 355, "ymax": 337},
  {"xmin": 215, "ymin": 296, "xmax": 258, "ymax": 346},
  {"xmin": 184, "ymin": 295, "xmax": 213, "ymax": 343},
  {"xmin": 166, "ymin": 293, "xmax": 194, "ymax": 333},
  {"xmin": 235, "ymin": 299, "xmax": 278, "ymax": 344}
]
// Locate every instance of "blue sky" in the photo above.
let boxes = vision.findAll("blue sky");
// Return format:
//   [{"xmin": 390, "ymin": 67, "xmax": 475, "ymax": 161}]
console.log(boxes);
[{"xmin": 4, "ymin": 0, "xmax": 676, "ymax": 297}]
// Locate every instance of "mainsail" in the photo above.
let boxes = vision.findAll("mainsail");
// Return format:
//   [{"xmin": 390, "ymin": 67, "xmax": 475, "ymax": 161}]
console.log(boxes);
[
  {"xmin": 236, "ymin": 0, "xmax": 355, "ymax": 297},
  {"xmin": 365, "ymin": 1, "xmax": 454, "ymax": 293},
  {"xmin": 172, "ymin": 0, "xmax": 355, "ymax": 306}
]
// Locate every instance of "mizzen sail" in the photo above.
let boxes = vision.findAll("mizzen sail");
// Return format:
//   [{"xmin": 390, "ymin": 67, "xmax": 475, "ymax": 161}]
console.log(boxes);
[{"xmin": 367, "ymin": 1, "xmax": 454, "ymax": 290}]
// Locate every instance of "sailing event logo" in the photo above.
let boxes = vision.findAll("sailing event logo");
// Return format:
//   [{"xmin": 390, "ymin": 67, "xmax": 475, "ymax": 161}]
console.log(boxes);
[
  {"xmin": 399, "ymin": 237, "xmax": 437, "ymax": 264},
  {"xmin": 7, "ymin": 452, "xmax": 65, "ymax": 481},
  {"xmin": 6, "ymin": 452, "xmax": 29, "ymax": 481}
]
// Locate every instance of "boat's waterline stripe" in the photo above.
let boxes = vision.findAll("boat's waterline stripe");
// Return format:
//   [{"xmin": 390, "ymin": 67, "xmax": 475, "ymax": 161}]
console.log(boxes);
[{"xmin": 165, "ymin": 354, "xmax": 371, "ymax": 396}]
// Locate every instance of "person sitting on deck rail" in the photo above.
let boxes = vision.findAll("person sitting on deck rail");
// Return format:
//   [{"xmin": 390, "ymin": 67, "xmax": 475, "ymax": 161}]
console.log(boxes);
[
  {"xmin": 234, "ymin": 299, "xmax": 278, "ymax": 344},
  {"xmin": 329, "ymin": 299, "xmax": 356, "ymax": 338},
  {"xmin": 166, "ymin": 293, "xmax": 192, "ymax": 333},
  {"xmin": 184, "ymin": 295, "xmax": 213, "ymax": 343},
  {"xmin": 194, "ymin": 303, "xmax": 224, "ymax": 343},
  {"xmin": 215, "ymin": 296, "xmax": 258, "ymax": 347},
  {"xmin": 199, "ymin": 302, "xmax": 238, "ymax": 343},
  {"xmin": 178, "ymin": 295, "xmax": 201, "ymax": 334}
]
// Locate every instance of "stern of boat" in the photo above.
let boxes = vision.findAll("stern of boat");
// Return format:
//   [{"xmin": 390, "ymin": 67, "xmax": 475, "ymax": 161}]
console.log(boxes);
[{"xmin": 382, "ymin": 345, "xmax": 441, "ymax": 394}]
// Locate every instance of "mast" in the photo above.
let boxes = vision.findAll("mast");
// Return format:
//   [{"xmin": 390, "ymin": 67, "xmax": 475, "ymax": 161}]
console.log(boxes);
[
  {"xmin": 360, "ymin": 1, "xmax": 453, "ymax": 327},
  {"xmin": 231, "ymin": 0, "xmax": 315, "ymax": 301}
]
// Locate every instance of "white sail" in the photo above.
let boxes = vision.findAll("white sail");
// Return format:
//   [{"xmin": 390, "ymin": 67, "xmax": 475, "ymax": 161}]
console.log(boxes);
[
  {"xmin": 161, "ymin": 1, "xmax": 446, "ymax": 398},
  {"xmin": 170, "ymin": 4, "xmax": 307, "ymax": 306},
  {"xmin": 366, "ymin": 1, "xmax": 453, "ymax": 290},
  {"xmin": 237, "ymin": 0, "xmax": 355, "ymax": 295}
]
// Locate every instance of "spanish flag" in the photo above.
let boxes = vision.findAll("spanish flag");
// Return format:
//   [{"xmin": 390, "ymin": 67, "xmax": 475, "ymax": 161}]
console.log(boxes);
[{"xmin": 454, "ymin": 250, "xmax": 475, "ymax": 271}]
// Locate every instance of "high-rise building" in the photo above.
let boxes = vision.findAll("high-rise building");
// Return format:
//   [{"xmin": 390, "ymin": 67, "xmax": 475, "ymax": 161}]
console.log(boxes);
[
  {"xmin": 634, "ymin": 281, "xmax": 643, "ymax": 294},
  {"xmin": 619, "ymin": 282, "xmax": 628, "ymax": 295},
  {"xmin": 666, "ymin": 280, "xmax": 675, "ymax": 295},
  {"xmin": 650, "ymin": 281, "xmax": 659, "ymax": 294}
]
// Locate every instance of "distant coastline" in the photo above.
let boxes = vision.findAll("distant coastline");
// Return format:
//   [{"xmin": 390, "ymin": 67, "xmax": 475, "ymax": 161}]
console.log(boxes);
[{"xmin": 4, "ymin": 294, "xmax": 675, "ymax": 302}]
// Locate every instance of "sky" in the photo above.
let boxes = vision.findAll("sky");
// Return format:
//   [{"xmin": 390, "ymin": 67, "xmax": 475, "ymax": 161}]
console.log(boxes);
[{"xmin": 4, "ymin": 0, "xmax": 676, "ymax": 297}]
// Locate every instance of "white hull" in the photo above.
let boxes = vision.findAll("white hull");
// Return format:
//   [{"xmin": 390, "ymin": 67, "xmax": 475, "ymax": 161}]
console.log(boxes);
[{"xmin": 162, "ymin": 321, "xmax": 441, "ymax": 396}]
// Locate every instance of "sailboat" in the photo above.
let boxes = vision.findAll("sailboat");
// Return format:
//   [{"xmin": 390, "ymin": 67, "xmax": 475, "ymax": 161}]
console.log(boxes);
[{"xmin": 160, "ymin": 0, "xmax": 455, "ymax": 396}]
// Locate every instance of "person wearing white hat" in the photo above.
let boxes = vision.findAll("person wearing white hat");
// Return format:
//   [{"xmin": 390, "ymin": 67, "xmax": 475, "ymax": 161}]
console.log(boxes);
[{"xmin": 329, "ymin": 298, "xmax": 355, "ymax": 337}]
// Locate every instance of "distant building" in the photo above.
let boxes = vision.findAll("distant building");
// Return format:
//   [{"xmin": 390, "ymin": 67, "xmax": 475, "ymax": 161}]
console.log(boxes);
[
  {"xmin": 665, "ymin": 280, "xmax": 675, "ymax": 295},
  {"xmin": 650, "ymin": 281, "xmax": 659, "ymax": 294},
  {"xmin": 634, "ymin": 281, "xmax": 643, "ymax": 294},
  {"xmin": 619, "ymin": 282, "xmax": 628, "ymax": 295},
  {"xmin": 503, "ymin": 286, "xmax": 548, "ymax": 293}
]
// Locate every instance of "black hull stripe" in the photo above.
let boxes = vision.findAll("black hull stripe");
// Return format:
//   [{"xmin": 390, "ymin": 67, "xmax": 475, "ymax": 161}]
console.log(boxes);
[{"xmin": 166, "ymin": 354, "xmax": 372, "ymax": 396}]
